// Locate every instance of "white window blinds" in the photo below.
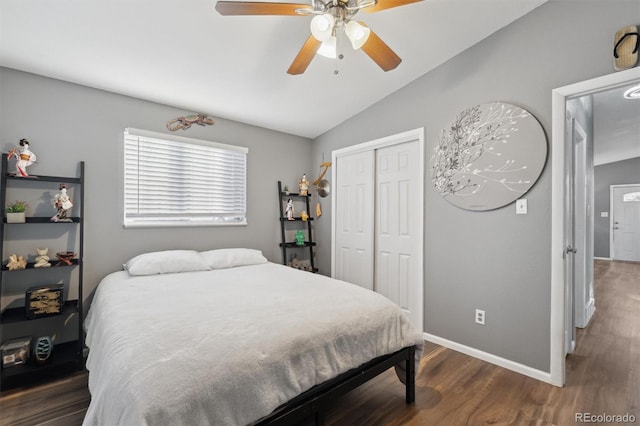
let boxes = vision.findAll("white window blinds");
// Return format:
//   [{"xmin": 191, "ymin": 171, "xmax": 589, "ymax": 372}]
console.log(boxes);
[{"xmin": 124, "ymin": 128, "xmax": 247, "ymax": 228}]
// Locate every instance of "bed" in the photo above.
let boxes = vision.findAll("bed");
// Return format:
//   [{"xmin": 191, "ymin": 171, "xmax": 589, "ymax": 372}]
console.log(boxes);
[{"xmin": 83, "ymin": 249, "xmax": 423, "ymax": 425}]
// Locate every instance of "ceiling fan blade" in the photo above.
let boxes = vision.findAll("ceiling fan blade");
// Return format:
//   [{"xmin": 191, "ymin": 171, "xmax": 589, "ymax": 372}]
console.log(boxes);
[
  {"xmin": 360, "ymin": 29, "xmax": 402, "ymax": 71},
  {"xmin": 287, "ymin": 35, "xmax": 322, "ymax": 75},
  {"xmin": 215, "ymin": 1, "xmax": 312, "ymax": 15},
  {"xmin": 363, "ymin": 0, "xmax": 422, "ymax": 13}
]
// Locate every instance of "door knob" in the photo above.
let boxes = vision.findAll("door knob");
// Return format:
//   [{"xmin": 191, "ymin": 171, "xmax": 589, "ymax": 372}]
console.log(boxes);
[{"xmin": 566, "ymin": 246, "xmax": 577, "ymax": 254}]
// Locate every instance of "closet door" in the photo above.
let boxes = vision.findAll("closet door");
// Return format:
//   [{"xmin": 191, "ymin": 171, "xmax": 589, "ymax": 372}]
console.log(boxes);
[
  {"xmin": 332, "ymin": 129, "xmax": 424, "ymax": 333},
  {"xmin": 334, "ymin": 150, "xmax": 375, "ymax": 290},
  {"xmin": 375, "ymin": 141, "xmax": 423, "ymax": 332}
]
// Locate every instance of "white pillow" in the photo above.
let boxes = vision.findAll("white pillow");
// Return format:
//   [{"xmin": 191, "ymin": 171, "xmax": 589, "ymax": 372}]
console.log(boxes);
[
  {"xmin": 124, "ymin": 250, "xmax": 211, "ymax": 276},
  {"xmin": 200, "ymin": 248, "xmax": 267, "ymax": 269}
]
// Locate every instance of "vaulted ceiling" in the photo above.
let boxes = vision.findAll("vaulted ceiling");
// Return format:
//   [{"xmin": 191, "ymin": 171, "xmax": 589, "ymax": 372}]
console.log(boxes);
[{"xmin": 1, "ymin": 0, "xmax": 551, "ymax": 138}]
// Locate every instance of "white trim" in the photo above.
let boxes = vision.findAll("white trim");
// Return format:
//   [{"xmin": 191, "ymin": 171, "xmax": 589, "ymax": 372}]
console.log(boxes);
[
  {"xmin": 550, "ymin": 68, "xmax": 640, "ymax": 387},
  {"xmin": 594, "ymin": 257, "xmax": 611, "ymax": 261},
  {"xmin": 124, "ymin": 221, "xmax": 247, "ymax": 229},
  {"xmin": 609, "ymin": 184, "xmax": 640, "ymax": 260},
  {"xmin": 423, "ymin": 332, "xmax": 553, "ymax": 384},
  {"xmin": 124, "ymin": 127, "xmax": 248, "ymax": 154},
  {"xmin": 583, "ymin": 298, "xmax": 595, "ymax": 328}
]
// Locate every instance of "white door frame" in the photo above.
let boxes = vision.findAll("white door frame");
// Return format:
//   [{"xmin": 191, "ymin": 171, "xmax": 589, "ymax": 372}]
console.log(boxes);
[
  {"xmin": 610, "ymin": 183, "xmax": 640, "ymax": 260},
  {"xmin": 331, "ymin": 128, "xmax": 425, "ymax": 330},
  {"xmin": 550, "ymin": 67, "xmax": 640, "ymax": 386}
]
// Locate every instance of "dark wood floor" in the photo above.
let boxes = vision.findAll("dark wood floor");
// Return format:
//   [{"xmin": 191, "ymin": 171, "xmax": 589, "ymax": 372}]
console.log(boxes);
[{"xmin": 1, "ymin": 260, "xmax": 638, "ymax": 425}]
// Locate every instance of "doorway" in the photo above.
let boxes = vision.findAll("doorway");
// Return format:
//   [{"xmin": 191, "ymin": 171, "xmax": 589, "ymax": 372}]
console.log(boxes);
[
  {"xmin": 331, "ymin": 128, "xmax": 424, "ymax": 334},
  {"xmin": 550, "ymin": 68, "xmax": 640, "ymax": 386},
  {"xmin": 611, "ymin": 184, "xmax": 640, "ymax": 262}
]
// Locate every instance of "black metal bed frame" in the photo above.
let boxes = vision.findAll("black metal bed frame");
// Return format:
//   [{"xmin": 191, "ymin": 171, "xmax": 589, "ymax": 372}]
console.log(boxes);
[{"xmin": 256, "ymin": 346, "xmax": 416, "ymax": 425}]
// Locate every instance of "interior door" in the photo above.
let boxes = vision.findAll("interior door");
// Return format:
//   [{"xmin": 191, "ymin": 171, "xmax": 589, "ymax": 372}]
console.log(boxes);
[
  {"xmin": 334, "ymin": 150, "xmax": 375, "ymax": 289},
  {"xmin": 612, "ymin": 185, "xmax": 640, "ymax": 262},
  {"xmin": 564, "ymin": 117, "xmax": 577, "ymax": 355},
  {"xmin": 572, "ymin": 119, "xmax": 594, "ymax": 329},
  {"xmin": 375, "ymin": 141, "xmax": 423, "ymax": 333}
]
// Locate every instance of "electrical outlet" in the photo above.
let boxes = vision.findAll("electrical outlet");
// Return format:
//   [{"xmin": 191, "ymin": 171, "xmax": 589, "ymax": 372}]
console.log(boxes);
[{"xmin": 475, "ymin": 309, "xmax": 486, "ymax": 325}]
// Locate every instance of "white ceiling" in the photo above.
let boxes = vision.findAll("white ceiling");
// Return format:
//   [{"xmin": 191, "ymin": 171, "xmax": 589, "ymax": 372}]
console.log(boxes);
[
  {"xmin": 593, "ymin": 82, "xmax": 640, "ymax": 166},
  {"xmin": 0, "ymin": 0, "xmax": 549, "ymax": 139}
]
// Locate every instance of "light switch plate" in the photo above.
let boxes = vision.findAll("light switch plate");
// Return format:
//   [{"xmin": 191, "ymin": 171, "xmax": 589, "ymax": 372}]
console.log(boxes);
[
  {"xmin": 516, "ymin": 199, "xmax": 527, "ymax": 215},
  {"xmin": 600, "ymin": 212, "xmax": 609, "ymax": 218}
]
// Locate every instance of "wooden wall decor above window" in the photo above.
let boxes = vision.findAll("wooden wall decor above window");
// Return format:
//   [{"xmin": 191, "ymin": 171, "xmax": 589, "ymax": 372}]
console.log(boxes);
[{"xmin": 166, "ymin": 114, "xmax": 215, "ymax": 131}]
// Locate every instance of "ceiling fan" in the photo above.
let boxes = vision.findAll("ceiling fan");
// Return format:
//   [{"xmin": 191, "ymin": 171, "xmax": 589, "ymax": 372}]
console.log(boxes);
[{"xmin": 215, "ymin": 0, "xmax": 423, "ymax": 75}]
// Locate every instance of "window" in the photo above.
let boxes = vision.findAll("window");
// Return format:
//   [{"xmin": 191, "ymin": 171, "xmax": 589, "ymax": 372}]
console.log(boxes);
[{"xmin": 124, "ymin": 128, "xmax": 247, "ymax": 228}]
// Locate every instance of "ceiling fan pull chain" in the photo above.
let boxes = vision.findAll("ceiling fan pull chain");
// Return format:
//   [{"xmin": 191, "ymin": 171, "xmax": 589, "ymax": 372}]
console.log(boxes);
[{"xmin": 334, "ymin": 29, "xmax": 345, "ymax": 75}]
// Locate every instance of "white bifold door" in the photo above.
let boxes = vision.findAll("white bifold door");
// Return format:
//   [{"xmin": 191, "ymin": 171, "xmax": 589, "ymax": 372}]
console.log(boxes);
[
  {"xmin": 334, "ymin": 150, "xmax": 375, "ymax": 290},
  {"xmin": 333, "ymin": 129, "xmax": 424, "ymax": 334}
]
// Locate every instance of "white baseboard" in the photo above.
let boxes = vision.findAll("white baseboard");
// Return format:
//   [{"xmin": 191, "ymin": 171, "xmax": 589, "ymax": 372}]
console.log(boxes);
[
  {"xmin": 594, "ymin": 257, "xmax": 611, "ymax": 261},
  {"xmin": 584, "ymin": 298, "xmax": 596, "ymax": 326},
  {"xmin": 423, "ymin": 332, "xmax": 553, "ymax": 384}
]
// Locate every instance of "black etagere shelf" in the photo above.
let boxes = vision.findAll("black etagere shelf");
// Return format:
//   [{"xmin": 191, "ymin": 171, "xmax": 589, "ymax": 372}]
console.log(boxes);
[
  {"xmin": 3, "ymin": 217, "xmax": 81, "ymax": 224},
  {"xmin": 277, "ymin": 181, "xmax": 318, "ymax": 273},
  {"xmin": 1, "ymin": 300, "xmax": 79, "ymax": 324},
  {"xmin": 0, "ymin": 153, "xmax": 85, "ymax": 390},
  {"xmin": 1, "ymin": 259, "xmax": 80, "ymax": 271}
]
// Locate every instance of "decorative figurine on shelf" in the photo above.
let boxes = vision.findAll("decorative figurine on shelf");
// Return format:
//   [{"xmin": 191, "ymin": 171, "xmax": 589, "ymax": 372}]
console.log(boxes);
[
  {"xmin": 299, "ymin": 173, "xmax": 310, "ymax": 196},
  {"xmin": 285, "ymin": 198, "xmax": 294, "ymax": 220},
  {"xmin": 34, "ymin": 336, "xmax": 53, "ymax": 364},
  {"xmin": 51, "ymin": 184, "xmax": 73, "ymax": 222},
  {"xmin": 34, "ymin": 248, "xmax": 52, "ymax": 268},
  {"xmin": 283, "ymin": 185, "xmax": 290, "ymax": 195},
  {"xmin": 300, "ymin": 210, "xmax": 309, "ymax": 221},
  {"xmin": 55, "ymin": 251, "xmax": 77, "ymax": 267},
  {"xmin": 6, "ymin": 254, "xmax": 27, "ymax": 270},
  {"xmin": 289, "ymin": 254, "xmax": 301, "ymax": 269},
  {"xmin": 295, "ymin": 230, "xmax": 305, "ymax": 246},
  {"xmin": 7, "ymin": 138, "xmax": 37, "ymax": 177}
]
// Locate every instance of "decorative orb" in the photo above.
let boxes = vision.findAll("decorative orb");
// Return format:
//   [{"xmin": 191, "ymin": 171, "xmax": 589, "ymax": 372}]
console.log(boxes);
[{"xmin": 34, "ymin": 336, "xmax": 53, "ymax": 363}]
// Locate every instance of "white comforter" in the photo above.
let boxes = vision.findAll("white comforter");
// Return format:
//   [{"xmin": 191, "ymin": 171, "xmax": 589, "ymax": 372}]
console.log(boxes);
[{"xmin": 83, "ymin": 262, "xmax": 423, "ymax": 425}]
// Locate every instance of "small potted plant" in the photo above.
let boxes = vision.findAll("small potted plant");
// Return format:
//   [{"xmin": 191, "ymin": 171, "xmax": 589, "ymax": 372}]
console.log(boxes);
[{"xmin": 6, "ymin": 200, "xmax": 28, "ymax": 223}]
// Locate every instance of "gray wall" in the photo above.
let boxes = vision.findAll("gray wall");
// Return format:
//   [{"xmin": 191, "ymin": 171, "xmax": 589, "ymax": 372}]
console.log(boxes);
[
  {"xmin": 311, "ymin": 0, "xmax": 639, "ymax": 372},
  {"xmin": 0, "ymin": 68, "xmax": 313, "ymax": 308},
  {"xmin": 594, "ymin": 157, "xmax": 640, "ymax": 258}
]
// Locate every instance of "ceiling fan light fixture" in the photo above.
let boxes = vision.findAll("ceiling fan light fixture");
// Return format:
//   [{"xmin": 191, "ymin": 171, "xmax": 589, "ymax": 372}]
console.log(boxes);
[
  {"xmin": 294, "ymin": 7, "xmax": 314, "ymax": 15},
  {"xmin": 345, "ymin": 20, "xmax": 370, "ymax": 50},
  {"xmin": 310, "ymin": 14, "xmax": 335, "ymax": 42},
  {"xmin": 623, "ymin": 84, "xmax": 640, "ymax": 99},
  {"xmin": 356, "ymin": 0, "xmax": 377, "ymax": 9},
  {"xmin": 317, "ymin": 36, "xmax": 337, "ymax": 58}
]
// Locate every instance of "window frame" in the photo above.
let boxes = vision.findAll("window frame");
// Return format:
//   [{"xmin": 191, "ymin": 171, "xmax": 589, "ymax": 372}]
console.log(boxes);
[{"xmin": 123, "ymin": 128, "xmax": 248, "ymax": 228}]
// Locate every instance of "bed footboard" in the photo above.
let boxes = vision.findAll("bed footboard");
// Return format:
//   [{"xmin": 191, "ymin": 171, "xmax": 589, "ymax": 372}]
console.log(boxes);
[{"xmin": 256, "ymin": 346, "xmax": 416, "ymax": 425}]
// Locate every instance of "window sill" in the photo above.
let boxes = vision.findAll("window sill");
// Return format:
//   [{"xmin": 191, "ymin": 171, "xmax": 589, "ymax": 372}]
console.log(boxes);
[{"xmin": 123, "ymin": 221, "xmax": 248, "ymax": 229}]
